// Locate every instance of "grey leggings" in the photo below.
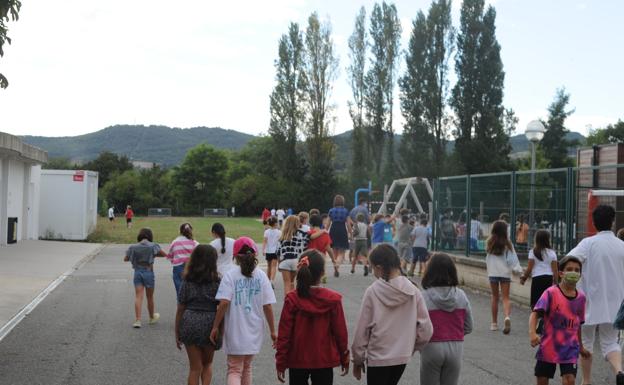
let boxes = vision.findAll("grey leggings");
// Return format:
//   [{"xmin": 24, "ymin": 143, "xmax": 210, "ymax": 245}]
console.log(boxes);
[{"xmin": 420, "ymin": 341, "xmax": 463, "ymax": 385}]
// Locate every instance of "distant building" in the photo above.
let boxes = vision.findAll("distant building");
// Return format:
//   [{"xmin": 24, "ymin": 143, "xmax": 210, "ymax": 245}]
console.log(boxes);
[
  {"xmin": 131, "ymin": 160, "xmax": 156, "ymax": 169},
  {"xmin": 0, "ymin": 132, "xmax": 47, "ymax": 245}
]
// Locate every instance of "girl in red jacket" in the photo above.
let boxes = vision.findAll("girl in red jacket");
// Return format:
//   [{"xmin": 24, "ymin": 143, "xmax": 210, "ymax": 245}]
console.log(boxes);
[{"xmin": 275, "ymin": 250, "xmax": 350, "ymax": 385}]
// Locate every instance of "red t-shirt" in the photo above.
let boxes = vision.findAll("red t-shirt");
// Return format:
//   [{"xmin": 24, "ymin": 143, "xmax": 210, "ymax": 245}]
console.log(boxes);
[
  {"xmin": 307, "ymin": 229, "xmax": 331, "ymax": 253},
  {"xmin": 262, "ymin": 209, "xmax": 271, "ymax": 221},
  {"xmin": 125, "ymin": 209, "xmax": 134, "ymax": 219}
]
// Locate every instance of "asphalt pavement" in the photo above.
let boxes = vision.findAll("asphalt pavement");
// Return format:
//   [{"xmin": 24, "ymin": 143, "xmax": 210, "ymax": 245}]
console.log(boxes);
[{"xmin": 0, "ymin": 244, "xmax": 617, "ymax": 385}]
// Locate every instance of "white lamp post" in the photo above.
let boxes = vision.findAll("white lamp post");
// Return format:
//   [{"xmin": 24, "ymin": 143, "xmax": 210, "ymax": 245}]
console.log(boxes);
[{"xmin": 525, "ymin": 120, "xmax": 546, "ymax": 249}]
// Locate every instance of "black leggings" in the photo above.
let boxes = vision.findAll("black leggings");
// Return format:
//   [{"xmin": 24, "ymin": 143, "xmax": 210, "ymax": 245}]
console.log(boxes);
[
  {"xmin": 289, "ymin": 368, "xmax": 333, "ymax": 385},
  {"xmin": 367, "ymin": 364, "xmax": 406, "ymax": 385}
]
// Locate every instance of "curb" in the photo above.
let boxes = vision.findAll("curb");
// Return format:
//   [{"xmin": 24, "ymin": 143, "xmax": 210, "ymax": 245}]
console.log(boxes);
[{"xmin": 0, "ymin": 244, "xmax": 105, "ymax": 343}]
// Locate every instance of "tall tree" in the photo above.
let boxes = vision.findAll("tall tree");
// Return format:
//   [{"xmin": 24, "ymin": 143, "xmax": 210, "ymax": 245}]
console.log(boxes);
[
  {"xmin": 0, "ymin": 0, "xmax": 20, "ymax": 88},
  {"xmin": 82, "ymin": 151, "xmax": 133, "ymax": 188},
  {"xmin": 347, "ymin": 7, "xmax": 369, "ymax": 186},
  {"xmin": 451, "ymin": 0, "xmax": 510, "ymax": 174},
  {"xmin": 302, "ymin": 12, "xmax": 338, "ymax": 208},
  {"xmin": 268, "ymin": 23, "xmax": 307, "ymax": 180},
  {"xmin": 586, "ymin": 120, "xmax": 624, "ymax": 146},
  {"xmin": 541, "ymin": 88, "xmax": 577, "ymax": 167},
  {"xmin": 365, "ymin": 2, "xmax": 402, "ymax": 180}
]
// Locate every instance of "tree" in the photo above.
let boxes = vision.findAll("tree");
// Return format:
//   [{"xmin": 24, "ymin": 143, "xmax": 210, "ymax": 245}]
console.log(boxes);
[
  {"xmin": 172, "ymin": 144, "xmax": 228, "ymax": 214},
  {"xmin": 586, "ymin": 120, "xmax": 624, "ymax": 146},
  {"xmin": 451, "ymin": 0, "xmax": 511, "ymax": 174},
  {"xmin": 365, "ymin": 2, "xmax": 402, "ymax": 180},
  {"xmin": 43, "ymin": 157, "xmax": 76, "ymax": 170},
  {"xmin": 0, "ymin": 0, "xmax": 20, "ymax": 89},
  {"xmin": 268, "ymin": 23, "xmax": 307, "ymax": 180},
  {"xmin": 541, "ymin": 88, "xmax": 577, "ymax": 167},
  {"xmin": 302, "ymin": 13, "xmax": 338, "ymax": 208},
  {"xmin": 347, "ymin": 7, "xmax": 369, "ymax": 187},
  {"xmin": 82, "ymin": 151, "xmax": 133, "ymax": 188}
]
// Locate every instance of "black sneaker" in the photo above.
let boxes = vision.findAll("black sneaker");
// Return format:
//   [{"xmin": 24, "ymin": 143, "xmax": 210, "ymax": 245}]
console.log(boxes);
[
  {"xmin": 334, "ymin": 270, "xmax": 339, "ymax": 278},
  {"xmin": 364, "ymin": 266, "xmax": 369, "ymax": 276},
  {"xmin": 617, "ymin": 371, "xmax": 624, "ymax": 385}
]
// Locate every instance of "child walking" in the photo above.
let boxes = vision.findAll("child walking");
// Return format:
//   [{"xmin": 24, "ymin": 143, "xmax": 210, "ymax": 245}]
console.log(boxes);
[
  {"xmin": 277, "ymin": 216, "xmax": 310, "ymax": 295},
  {"xmin": 485, "ymin": 220, "xmax": 522, "ymax": 334},
  {"xmin": 209, "ymin": 223, "xmax": 235, "ymax": 275},
  {"xmin": 351, "ymin": 213, "xmax": 370, "ymax": 276},
  {"xmin": 275, "ymin": 250, "xmax": 350, "ymax": 384},
  {"xmin": 124, "ymin": 228, "xmax": 167, "ymax": 328},
  {"xmin": 529, "ymin": 256, "xmax": 590, "ymax": 385},
  {"xmin": 262, "ymin": 216, "xmax": 281, "ymax": 284},
  {"xmin": 167, "ymin": 223, "xmax": 199, "ymax": 298},
  {"xmin": 175, "ymin": 244, "xmax": 221, "ymax": 385},
  {"xmin": 397, "ymin": 215, "xmax": 414, "ymax": 273},
  {"xmin": 210, "ymin": 237, "xmax": 277, "ymax": 385},
  {"xmin": 351, "ymin": 244, "xmax": 433, "ymax": 385},
  {"xmin": 520, "ymin": 230, "xmax": 558, "ymax": 309},
  {"xmin": 306, "ymin": 214, "xmax": 336, "ymax": 278},
  {"xmin": 411, "ymin": 218, "xmax": 430, "ymax": 276},
  {"xmin": 420, "ymin": 253, "xmax": 473, "ymax": 385}
]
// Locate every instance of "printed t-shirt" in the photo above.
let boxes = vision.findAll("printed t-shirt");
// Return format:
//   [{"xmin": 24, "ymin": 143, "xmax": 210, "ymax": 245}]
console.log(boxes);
[
  {"xmin": 528, "ymin": 248, "xmax": 557, "ymax": 277},
  {"xmin": 411, "ymin": 226, "xmax": 429, "ymax": 248},
  {"xmin": 210, "ymin": 237, "xmax": 236, "ymax": 274},
  {"xmin": 534, "ymin": 285, "xmax": 586, "ymax": 364},
  {"xmin": 215, "ymin": 266, "xmax": 276, "ymax": 355},
  {"xmin": 372, "ymin": 221, "xmax": 385, "ymax": 243},
  {"xmin": 307, "ymin": 229, "xmax": 331, "ymax": 253},
  {"xmin": 383, "ymin": 223, "xmax": 393, "ymax": 242},
  {"xmin": 264, "ymin": 228, "xmax": 281, "ymax": 254},
  {"xmin": 126, "ymin": 240, "xmax": 161, "ymax": 269}
]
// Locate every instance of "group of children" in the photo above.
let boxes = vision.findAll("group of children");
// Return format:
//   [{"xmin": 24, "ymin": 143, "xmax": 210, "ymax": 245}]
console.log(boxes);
[{"xmin": 122, "ymin": 210, "xmax": 602, "ymax": 385}]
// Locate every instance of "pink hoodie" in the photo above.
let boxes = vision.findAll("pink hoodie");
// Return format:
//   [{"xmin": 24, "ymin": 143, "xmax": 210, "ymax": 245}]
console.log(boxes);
[{"xmin": 351, "ymin": 276, "xmax": 433, "ymax": 367}]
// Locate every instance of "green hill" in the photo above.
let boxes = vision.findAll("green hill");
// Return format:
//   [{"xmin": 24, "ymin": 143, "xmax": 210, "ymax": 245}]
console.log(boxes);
[{"xmin": 22, "ymin": 125, "xmax": 256, "ymax": 166}]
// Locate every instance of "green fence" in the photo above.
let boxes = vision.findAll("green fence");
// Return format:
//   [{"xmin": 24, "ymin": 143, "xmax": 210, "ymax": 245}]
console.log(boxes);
[{"xmin": 432, "ymin": 164, "xmax": 624, "ymax": 259}]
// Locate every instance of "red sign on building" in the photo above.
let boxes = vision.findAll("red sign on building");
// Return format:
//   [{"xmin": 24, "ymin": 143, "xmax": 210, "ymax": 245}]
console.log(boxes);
[{"xmin": 73, "ymin": 170, "xmax": 84, "ymax": 182}]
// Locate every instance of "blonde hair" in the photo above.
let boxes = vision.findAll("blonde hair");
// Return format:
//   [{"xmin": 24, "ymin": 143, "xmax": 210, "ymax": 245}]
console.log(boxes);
[
  {"xmin": 280, "ymin": 215, "xmax": 301, "ymax": 241},
  {"xmin": 298, "ymin": 211, "xmax": 309, "ymax": 224}
]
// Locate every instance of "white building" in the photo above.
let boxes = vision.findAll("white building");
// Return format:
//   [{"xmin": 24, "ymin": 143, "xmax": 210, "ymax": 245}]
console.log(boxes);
[{"xmin": 0, "ymin": 132, "xmax": 47, "ymax": 245}]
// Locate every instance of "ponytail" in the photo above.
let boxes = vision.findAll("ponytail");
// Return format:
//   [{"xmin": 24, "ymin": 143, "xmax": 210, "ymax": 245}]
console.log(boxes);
[
  {"xmin": 180, "ymin": 222, "xmax": 193, "ymax": 240},
  {"xmin": 296, "ymin": 250, "xmax": 325, "ymax": 298},
  {"xmin": 211, "ymin": 223, "xmax": 227, "ymax": 254},
  {"xmin": 369, "ymin": 244, "xmax": 401, "ymax": 281},
  {"xmin": 236, "ymin": 245, "xmax": 258, "ymax": 277}
]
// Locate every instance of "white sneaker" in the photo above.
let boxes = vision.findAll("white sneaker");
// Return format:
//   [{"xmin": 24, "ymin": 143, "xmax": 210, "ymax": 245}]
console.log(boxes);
[
  {"xmin": 132, "ymin": 320, "xmax": 141, "ymax": 328},
  {"xmin": 503, "ymin": 317, "xmax": 511, "ymax": 335},
  {"xmin": 490, "ymin": 323, "xmax": 498, "ymax": 331},
  {"xmin": 149, "ymin": 313, "xmax": 160, "ymax": 325}
]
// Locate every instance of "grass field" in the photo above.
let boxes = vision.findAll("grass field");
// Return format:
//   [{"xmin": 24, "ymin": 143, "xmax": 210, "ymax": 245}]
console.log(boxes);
[{"xmin": 87, "ymin": 216, "xmax": 264, "ymax": 245}]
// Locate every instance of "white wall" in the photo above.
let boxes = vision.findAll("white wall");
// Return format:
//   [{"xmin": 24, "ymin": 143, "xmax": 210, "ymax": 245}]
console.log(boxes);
[
  {"xmin": 39, "ymin": 170, "xmax": 98, "ymax": 240},
  {"xmin": 6, "ymin": 159, "xmax": 25, "ymax": 241},
  {"xmin": 26, "ymin": 165, "xmax": 41, "ymax": 240}
]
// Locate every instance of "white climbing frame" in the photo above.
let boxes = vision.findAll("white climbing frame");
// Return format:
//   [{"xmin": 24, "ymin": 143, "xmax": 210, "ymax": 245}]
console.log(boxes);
[{"xmin": 377, "ymin": 177, "xmax": 434, "ymax": 217}]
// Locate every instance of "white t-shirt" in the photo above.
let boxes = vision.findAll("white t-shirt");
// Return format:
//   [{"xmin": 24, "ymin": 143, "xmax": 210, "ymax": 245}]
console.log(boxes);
[
  {"xmin": 264, "ymin": 228, "xmax": 281, "ymax": 254},
  {"xmin": 470, "ymin": 220, "xmax": 481, "ymax": 239},
  {"xmin": 528, "ymin": 248, "xmax": 557, "ymax": 277},
  {"xmin": 300, "ymin": 224, "xmax": 310, "ymax": 233},
  {"xmin": 411, "ymin": 226, "xmax": 429, "ymax": 248},
  {"xmin": 210, "ymin": 237, "xmax": 236, "ymax": 274},
  {"xmin": 108, "ymin": 207, "xmax": 114, "ymax": 218},
  {"xmin": 215, "ymin": 266, "xmax": 276, "ymax": 355},
  {"xmin": 271, "ymin": 209, "xmax": 276, "ymax": 216},
  {"xmin": 486, "ymin": 248, "xmax": 518, "ymax": 278},
  {"xmin": 567, "ymin": 231, "xmax": 624, "ymax": 325},
  {"xmin": 276, "ymin": 209, "xmax": 285, "ymax": 220}
]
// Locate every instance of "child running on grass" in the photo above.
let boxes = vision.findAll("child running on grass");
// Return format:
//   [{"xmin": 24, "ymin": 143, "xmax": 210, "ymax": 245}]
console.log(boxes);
[
  {"xmin": 175, "ymin": 244, "xmax": 221, "ymax": 385},
  {"xmin": 210, "ymin": 237, "xmax": 276, "ymax": 385},
  {"xmin": 275, "ymin": 250, "xmax": 350, "ymax": 384},
  {"xmin": 263, "ymin": 216, "xmax": 281, "ymax": 285},
  {"xmin": 124, "ymin": 228, "xmax": 167, "ymax": 328},
  {"xmin": 529, "ymin": 256, "xmax": 589, "ymax": 385},
  {"xmin": 167, "ymin": 223, "xmax": 198, "ymax": 298},
  {"xmin": 420, "ymin": 253, "xmax": 473, "ymax": 385},
  {"xmin": 351, "ymin": 213, "xmax": 370, "ymax": 276},
  {"xmin": 352, "ymin": 244, "xmax": 433, "ymax": 385}
]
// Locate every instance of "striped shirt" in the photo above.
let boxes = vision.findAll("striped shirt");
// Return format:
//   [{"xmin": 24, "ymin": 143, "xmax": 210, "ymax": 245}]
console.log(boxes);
[{"xmin": 167, "ymin": 236, "xmax": 198, "ymax": 266}]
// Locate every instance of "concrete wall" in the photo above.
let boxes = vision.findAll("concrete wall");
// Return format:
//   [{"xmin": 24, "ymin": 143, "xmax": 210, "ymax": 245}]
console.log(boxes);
[
  {"xmin": 450, "ymin": 253, "xmax": 530, "ymax": 306},
  {"xmin": 39, "ymin": 170, "xmax": 98, "ymax": 240}
]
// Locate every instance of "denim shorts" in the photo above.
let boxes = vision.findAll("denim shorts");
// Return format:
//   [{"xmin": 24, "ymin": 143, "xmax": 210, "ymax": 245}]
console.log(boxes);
[
  {"xmin": 489, "ymin": 276, "xmax": 511, "ymax": 284},
  {"xmin": 134, "ymin": 269, "xmax": 155, "ymax": 288}
]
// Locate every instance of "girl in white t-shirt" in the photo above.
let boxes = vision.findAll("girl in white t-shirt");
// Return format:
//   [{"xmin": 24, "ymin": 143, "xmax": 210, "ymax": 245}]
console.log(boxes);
[
  {"xmin": 209, "ymin": 223, "xmax": 235, "ymax": 275},
  {"xmin": 519, "ymin": 230, "xmax": 558, "ymax": 309},
  {"xmin": 262, "ymin": 217, "xmax": 281, "ymax": 283},
  {"xmin": 210, "ymin": 237, "xmax": 276, "ymax": 385}
]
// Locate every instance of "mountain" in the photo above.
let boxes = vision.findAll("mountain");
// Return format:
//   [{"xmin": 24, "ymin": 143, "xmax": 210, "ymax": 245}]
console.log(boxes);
[{"xmin": 21, "ymin": 125, "xmax": 255, "ymax": 166}]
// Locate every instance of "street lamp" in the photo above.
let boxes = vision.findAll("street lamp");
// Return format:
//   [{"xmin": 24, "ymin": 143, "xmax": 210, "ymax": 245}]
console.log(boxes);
[{"xmin": 525, "ymin": 120, "xmax": 546, "ymax": 250}]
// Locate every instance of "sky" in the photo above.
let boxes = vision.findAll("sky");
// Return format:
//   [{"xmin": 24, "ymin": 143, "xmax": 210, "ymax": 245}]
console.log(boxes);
[{"xmin": 0, "ymin": 0, "xmax": 622, "ymax": 138}]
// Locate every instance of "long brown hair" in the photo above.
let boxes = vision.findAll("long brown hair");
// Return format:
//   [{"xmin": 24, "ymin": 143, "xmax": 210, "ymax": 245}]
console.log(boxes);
[
  {"xmin": 369, "ymin": 244, "xmax": 402, "ymax": 281},
  {"xmin": 183, "ymin": 244, "xmax": 220, "ymax": 283},
  {"xmin": 422, "ymin": 253, "xmax": 459, "ymax": 289},
  {"xmin": 532, "ymin": 230, "xmax": 551, "ymax": 261},
  {"xmin": 296, "ymin": 250, "xmax": 325, "ymax": 298},
  {"xmin": 486, "ymin": 220, "xmax": 513, "ymax": 255},
  {"xmin": 235, "ymin": 244, "xmax": 258, "ymax": 278},
  {"xmin": 180, "ymin": 222, "xmax": 193, "ymax": 240}
]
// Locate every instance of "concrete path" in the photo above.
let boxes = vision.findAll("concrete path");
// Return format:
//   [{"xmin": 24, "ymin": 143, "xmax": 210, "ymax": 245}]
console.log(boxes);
[
  {"xmin": 0, "ymin": 240, "xmax": 102, "ymax": 330},
  {"xmin": 0, "ymin": 244, "xmax": 618, "ymax": 384}
]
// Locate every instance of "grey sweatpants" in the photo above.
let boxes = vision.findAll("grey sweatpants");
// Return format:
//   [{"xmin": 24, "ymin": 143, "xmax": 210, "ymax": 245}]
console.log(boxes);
[{"xmin": 420, "ymin": 341, "xmax": 464, "ymax": 385}]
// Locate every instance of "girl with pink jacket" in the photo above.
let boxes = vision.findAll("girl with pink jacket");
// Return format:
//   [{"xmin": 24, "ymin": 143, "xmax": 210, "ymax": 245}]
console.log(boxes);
[{"xmin": 351, "ymin": 244, "xmax": 433, "ymax": 385}]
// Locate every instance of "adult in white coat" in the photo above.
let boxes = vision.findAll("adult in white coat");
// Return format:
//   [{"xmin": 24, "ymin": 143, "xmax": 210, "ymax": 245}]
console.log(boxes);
[{"xmin": 567, "ymin": 205, "xmax": 624, "ymax": 385}]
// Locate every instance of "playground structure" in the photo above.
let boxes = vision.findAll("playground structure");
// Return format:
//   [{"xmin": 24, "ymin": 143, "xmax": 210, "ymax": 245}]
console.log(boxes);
[{"xmin": 376, "ymin": 177, "xmax": 434, "ymax": 217}]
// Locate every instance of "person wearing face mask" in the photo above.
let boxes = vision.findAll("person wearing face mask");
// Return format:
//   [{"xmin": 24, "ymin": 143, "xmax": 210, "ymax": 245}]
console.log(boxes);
[{"xmin": 528, "ymin": 256, "xmax": 590, "ymax": 385}]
